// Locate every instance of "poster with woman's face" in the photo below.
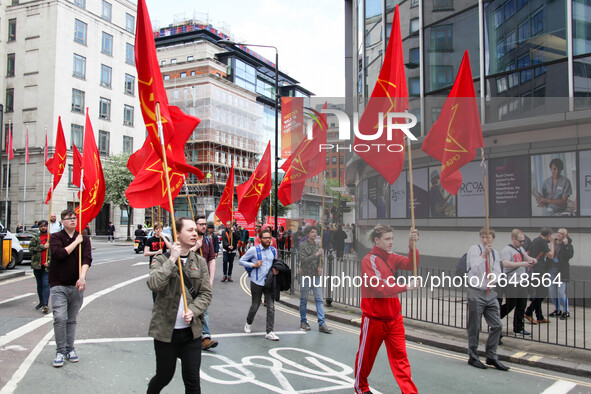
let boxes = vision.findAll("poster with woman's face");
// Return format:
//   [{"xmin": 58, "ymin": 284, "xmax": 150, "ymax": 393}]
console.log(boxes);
[{"xmin": 531, "ymin": 152, "xmax": 577, "ymax": 217}]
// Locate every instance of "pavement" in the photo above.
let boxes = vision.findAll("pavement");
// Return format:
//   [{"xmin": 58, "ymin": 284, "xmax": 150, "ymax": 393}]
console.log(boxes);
[{"xmin": 279, "ymin": 290, "xmax": 591, "ymax": 378}]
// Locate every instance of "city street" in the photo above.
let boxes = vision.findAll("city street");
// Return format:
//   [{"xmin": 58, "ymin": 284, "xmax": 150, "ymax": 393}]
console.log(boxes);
[{"xmin": 1, "ymin": 242, "xmax": 590, "ymax": 393}]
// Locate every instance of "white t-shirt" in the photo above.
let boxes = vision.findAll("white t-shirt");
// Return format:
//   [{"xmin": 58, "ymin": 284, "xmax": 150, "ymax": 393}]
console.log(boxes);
[{"xmin": 174, "ymin": 256, "xmax": 191, "ymax": 329}]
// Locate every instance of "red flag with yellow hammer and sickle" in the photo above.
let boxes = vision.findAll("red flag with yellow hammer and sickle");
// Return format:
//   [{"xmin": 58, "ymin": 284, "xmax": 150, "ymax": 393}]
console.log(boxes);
[
  {"xmin": 44, "ymin": 117, "xmax": 67, "ymax": 203},
  {"xmin": 236, "ymin": 143, "xmax": 272, "ymax": 224}
]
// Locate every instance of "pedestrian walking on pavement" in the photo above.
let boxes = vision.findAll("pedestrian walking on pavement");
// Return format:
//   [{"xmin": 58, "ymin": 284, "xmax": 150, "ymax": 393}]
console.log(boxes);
[
  {"xmin": 298, "ymin": 225, "xmax": 332, "ymax": 333},
  {"xmin": 525, "ymin": 227, "xmax": 555, "ymax": 324},
  {"xmin": 29, "ymin": 220, "xmax": 51, "ymax": 314},
  {"xmin": 549, "ymin": 228, "xmax": 573, "ymax": 320},
  {"xmin": 49, "ymin": 212, "xmax": 63, "ymax": 234},
  {"xmin": 191, "ymin": 216, "xmax": 219, "ymax": 351},
  {"xmin": 239, "ymin": 228, "xmax": 280, "ymax": 341},
  {"xmin": 221, "ymin": 220, "xmax": 240, "ymax": 282},
  {"xmin": 147, "ymin": 217, "xmax": 212, "ymax": 394},
  {"xmin": 466, "ymin": 227, "xmax": 509, "ymax": 371},
  {"xmin": 354, "ymin": 224, "xmax": 420, "ymax": 394},
  {"xmin": 49, "ymin": 209, "xmax": 92, "ymax": 368},
  {"xmin": 107, "ymin": 221, "xmax": 115, "ymax": 243}
]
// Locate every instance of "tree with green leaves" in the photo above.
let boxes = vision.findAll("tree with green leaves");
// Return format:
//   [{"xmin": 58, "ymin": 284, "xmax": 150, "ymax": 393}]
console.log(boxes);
[{"xmin": 103, "ymin": 153, "xmax": 135, "ymax": 240}]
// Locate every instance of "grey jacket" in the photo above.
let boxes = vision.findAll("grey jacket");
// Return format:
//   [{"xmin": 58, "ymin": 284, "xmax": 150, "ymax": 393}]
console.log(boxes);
[{"xmin": 147, "ymin": 251, "xmax": 212, "ymax": 342}]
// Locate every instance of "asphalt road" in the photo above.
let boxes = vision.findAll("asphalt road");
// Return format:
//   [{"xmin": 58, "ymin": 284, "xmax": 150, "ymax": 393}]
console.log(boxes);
[{"xmin": 1, "ymin": 242, "xmax": 590, "ymax": 393}]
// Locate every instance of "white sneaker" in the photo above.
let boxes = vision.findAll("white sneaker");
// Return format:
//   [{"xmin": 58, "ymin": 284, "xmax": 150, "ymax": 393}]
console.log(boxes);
[
  {"xmin": 244, "ymin": 323, "xmax": 252, "ymax": 333},
  {"xmin": 265, "ymin": 332, "xmax": 280, "ymax": 341}
]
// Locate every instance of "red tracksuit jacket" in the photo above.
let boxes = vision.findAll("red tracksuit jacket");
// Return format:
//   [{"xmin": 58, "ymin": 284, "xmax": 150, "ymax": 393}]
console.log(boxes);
[{"xmin": 360, "ymin": 245, "xmax": 419, "ymax": 320}]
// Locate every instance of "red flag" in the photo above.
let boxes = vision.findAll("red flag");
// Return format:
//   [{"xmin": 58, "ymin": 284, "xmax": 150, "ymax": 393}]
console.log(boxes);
[
  {"xmin": 6, "ymin": 125, "xmax": 13, "ymax": 160},
  {"xmin": 353, "ymin": 4, "xmax": 408, "ymax": 184},
  {"xmin": 126, "ymin": 106, "xmax": 203, "ymax": 211},
  {"xmin": 44, "ymin": 117, "xmax": 67, "ymax": 203},
  {"xmin": 72, "ymin": 144, "xmax": 82, "ymax": 188},
  {"xmin": 215, "ymin": 163, "xmax": 234, "ymax": 225},
  {"xmin": 278, "ymin": 106, "xmax": 328, "ymax": 206},
  {"xmin": 25, "ymin": 128, "xmax": 29, "ymax": 163},
  {"xmin": 421, "ymin": 51, "xmax": 484, "ymax": 195},
  {"xmin": 75, "ymin": 110, "xmax": 106, "ymax": 231},
  {"xmin": 236, "ymin": 143, "xmax": 272, "ymax": 224}
]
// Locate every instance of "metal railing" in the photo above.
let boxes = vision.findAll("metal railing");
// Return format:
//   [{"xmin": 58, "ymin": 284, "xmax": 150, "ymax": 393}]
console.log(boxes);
[{"xmin": 281, "ymin": 248, "xmax": 590, "ymax": 350}]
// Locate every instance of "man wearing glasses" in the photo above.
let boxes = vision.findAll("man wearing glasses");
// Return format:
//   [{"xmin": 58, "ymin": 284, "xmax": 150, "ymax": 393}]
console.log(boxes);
[
  {"xmin": 499, "ymin": 229, "xmax": 537, "ymax": 337},
  {"xmin": 191, "ymin": 216, "xmax": 218, "ymax": 350},
  {"xmin": 49, "ymin": 209, "xmax": 92, "ymax": 367}
]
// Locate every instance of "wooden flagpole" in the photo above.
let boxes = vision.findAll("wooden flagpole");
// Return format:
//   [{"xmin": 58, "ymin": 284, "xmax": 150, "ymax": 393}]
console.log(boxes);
[
  {"xmin": 47, "ymin": 181, "xmax": 53, "ymax": 242},
  {"xmin": 480, "ymin": 149, "xmax": 492, "ymax": 257},
  {"xmin": 42, "ymin": 128, "xmax": 47, "ymax": 220},
  {"xmin": 407, "ymin": 137, "xmax": 417, "ymax": 277},
  {"xmin": 155, "ymin": 103, "xmax": 188, "ymax": 314}
]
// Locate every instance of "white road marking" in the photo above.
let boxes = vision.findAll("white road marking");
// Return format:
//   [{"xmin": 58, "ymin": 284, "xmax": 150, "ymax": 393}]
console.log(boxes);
[
  {"xmin": 541, "ymin": 380, "xmax": 577, "ymax": 394},
  {"xmin": 0, "ymin": 274, "xmax": 149, "ymax": 392},
  {"xmin": 0, "ymin": 292, "xmax": 35, "ymax": 305}
]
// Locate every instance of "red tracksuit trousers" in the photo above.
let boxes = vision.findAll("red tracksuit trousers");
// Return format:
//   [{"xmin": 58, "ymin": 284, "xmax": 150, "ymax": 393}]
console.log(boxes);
[{"xmin": 354, "ymin": 315, "xmax": 417, "ymax": 394}]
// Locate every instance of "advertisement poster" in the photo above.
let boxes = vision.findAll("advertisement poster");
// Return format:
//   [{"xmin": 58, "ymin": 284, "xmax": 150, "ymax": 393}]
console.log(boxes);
[
  {"xmin": 489, "ymin": 157, "xmax": 528, "ymax": 217},
  {"xmin": 407, "ymin": 168, "xmax": 428, "ymax": 219},
  {"xmin": 281, "ymin": 97, "xmax": 304, "ymax": 159},
  {"xmin": 390, "ymin": 170, "xmax": 407, "ymax": 218},
  {"xmin": 580, "ymin": 151, "xmax": 591, "ymax": 216},
  {"xmin": 234, "ymin": 211, "xmax": 255, "ymax": 237},
  {"xmin": 428, "ymin": 167, "xmax": 457, "ymax": 218},
  {"xmin": 456, "ymin": 161, "xmax": 486, "ymax": 217},
  {"xmin": 531, "ymin": 152, "xmax": 577, "ymax": 217}
]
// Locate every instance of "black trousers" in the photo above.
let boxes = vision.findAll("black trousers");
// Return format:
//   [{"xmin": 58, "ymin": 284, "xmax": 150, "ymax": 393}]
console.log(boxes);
[
  {"xmin": 525, "ymin": 297, "xmax": 546, "ymax": 320},
  {"xmin": 147, "ymin": 328, "xmax": 202, "ymax": 394},
  {"xmin": 500, "ymin": 285, "xmax": 528, "ymax": 332},
  {"xmin": 223, "ymin": 252, "xmax": 235, "ymax": 277}
]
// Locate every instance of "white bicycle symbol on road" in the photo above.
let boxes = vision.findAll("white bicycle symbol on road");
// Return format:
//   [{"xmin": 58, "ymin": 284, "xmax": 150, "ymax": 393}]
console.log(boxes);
[{"xmin": 201, "ymin": 347, "xmax": 382, "ymax": 393}]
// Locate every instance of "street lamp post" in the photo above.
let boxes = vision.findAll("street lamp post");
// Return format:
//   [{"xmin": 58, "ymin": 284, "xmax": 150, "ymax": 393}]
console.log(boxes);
[{"xmin": 217, "ymin": 40, "xmax": 280, "ymax": 236}]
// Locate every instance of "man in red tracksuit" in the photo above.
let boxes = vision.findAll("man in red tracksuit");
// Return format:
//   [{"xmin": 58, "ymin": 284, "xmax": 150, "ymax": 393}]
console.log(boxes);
[{"xmin": 354, "ymin": 224, "xmax": 419, "ymax": 394}]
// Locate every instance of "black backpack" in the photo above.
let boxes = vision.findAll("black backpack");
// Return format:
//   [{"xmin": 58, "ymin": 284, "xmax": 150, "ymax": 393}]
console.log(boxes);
[{"xmin": 455, "ymin": 245, "xmax": 483, "ymax": 277}]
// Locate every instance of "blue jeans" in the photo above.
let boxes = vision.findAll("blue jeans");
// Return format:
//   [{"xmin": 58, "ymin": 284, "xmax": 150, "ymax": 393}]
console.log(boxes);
[
  {"xmin": 51, "ymin": 285, "xmax": 84, "ymax": 354},
  {"xmin": 549, "ymin": 268, "xmax": 569, "ymax": 313},
  {"xmin": 202, "ymin": 309, "xmax": 210, "ymax": 338},
  {"xmin": 299, "ymin": 276, "xmax": 325, "ymax": 326},
  {"xmin": 33, "ymin": 268, "xmax": 50, "ymax": 306}
]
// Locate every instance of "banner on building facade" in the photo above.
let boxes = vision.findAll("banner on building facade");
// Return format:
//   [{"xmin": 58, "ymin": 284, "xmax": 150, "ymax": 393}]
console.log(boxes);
[
  {"xmin": 390, "ymin": 170, "xmax": 407, "ymax": 218},
  {"xmin": 281, "ymin": 97, "xmax": 304, "ymax": 159},
  {"xmin": 489, "ymin": 157, "xmax": 528, "ymax": 217},
  {"xmin": 407, "ymin": 167, "xmax": 428, "ymax": 219},
  {"xmin": 428, "ymin": 166, "xmax": 457, "ymax": 218},
  {"xmin": 531, "ymin": 152, "xmax": 577, "ymax": 217},
  {"xmin": 235, "ymin": 211, "xmax": 255, "ymax": 237}
]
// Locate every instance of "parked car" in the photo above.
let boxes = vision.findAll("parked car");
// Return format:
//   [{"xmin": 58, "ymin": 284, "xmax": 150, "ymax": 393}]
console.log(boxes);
[
  {"xmin": 0, "ymin": 222, "xmax": 24, "ymax": 269},
  {"xmin": 16, "ymin": 229, "xmax": 39, "ymax": 261}
]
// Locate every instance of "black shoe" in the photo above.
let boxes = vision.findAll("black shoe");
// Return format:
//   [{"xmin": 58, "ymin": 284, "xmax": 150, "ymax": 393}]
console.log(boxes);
[
  {"xmin": 514, "ymin": 329, "xmax": 531, "ymax": 336},
  {"xmin": 35, "ymin": 303, "xmax": 43, "ymax": 310},
  {"xmin": 548, "ymin": 310, "xmax": 561, "ymax": 317},
  {"xmin": 468, "ymin": 358, "xmax": 487, "ymax": 369},
  {"xmin": 560, "ymin": 312, "xmax": 570, "ymax": 319},
  {"xmin": 486, "ymin": 358, "xmax": 510, "ymax": 371}
]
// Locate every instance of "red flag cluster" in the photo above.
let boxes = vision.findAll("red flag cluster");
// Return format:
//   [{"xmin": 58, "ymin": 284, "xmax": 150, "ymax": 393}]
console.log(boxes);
[
  {"xmin": 215, "ymin": 163, "xmax": 234, "ymax": 226},
  {"xmin": 125, "ymin": 0, "xmax": 204, "ymax": 211},
  {"xmin": 236, "ymin": 143, "xmax": 272, "ymax": 224}
]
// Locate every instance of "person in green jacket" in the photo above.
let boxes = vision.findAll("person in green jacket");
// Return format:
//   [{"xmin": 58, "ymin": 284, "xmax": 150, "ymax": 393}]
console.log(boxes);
[
  {"xmin": 29, "ymin": 220, "xmax": 51, "ymax": 313},
  {"xmin": 147, "ymin": 217, "xmax": 212, "ymax": 394}
]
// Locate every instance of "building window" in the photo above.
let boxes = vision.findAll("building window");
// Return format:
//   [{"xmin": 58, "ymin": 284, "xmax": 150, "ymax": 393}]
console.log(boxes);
[
  {"xmin": 99, "ymin": 97, "xmax": 111, "ymax": 120},
  {"xmin": 163, "ymin": 75, "xmax": 170, "ymax": 81},
  {"xmin": 125, "ymin": 13, "xmax": 135, "ymax": 34},
  {"xmin": 5, "ymin": 89, "xmax": 14, "ymax": 112},
  {"xmin": 126, "ymin": 43, "xmax": 134, "ymax": 65},
  {"xmin": 8, "ymin": 19, "xmax": 16, "ymax": 42},
  {"xmin": 332, "ymin": 156, "xmax": 337, "ymax": 164},
  {"xmin": 100, "ymin": 64, "xmax": 112, "ymax": 88},
  {"xmin": 410, "ymin": 0, "xmax": 419, "ymax": 7},
  {"xmin": 171, "ymin": 58, "xmax": 177, "ymax": 64},
  {"xmin": 102, "ymin": 1, "xmax": 112, "ymax": 22},
  {"xmin": 518, "ymin": 20, "xmax": 530, "ymax": 43},
  {"xmin": 332, "ymin": 169, "xmax": 337, "ymax": 178},
  {"xmin": 506, "ymin": 30, "xmax": 516, "ymax": 52},
  {"xmin": 518, "ymin": 54, "xmax": 532, "ymax": 82},
  {"xmin": 339, "ymin": 155, "xmax": 344, "ymax": 165},
  {"xmin": 120, "ymin": 205, "xmax": 132, "ymax": 225},
  {"xmin": 6, "ymin": 54, "xmax": 15, "ymax": 77},
  {"xmin": 73, "ymin": 54, "xmax": 86, "ymax": 78},
  {"xmin": 124, "ymin": 74, "xmax": 135, "ymax": 95},
  {"xmin": 180, "ymin": 72, "xmax": 187, "ymax": 78},
  {"xmin": 72, "ymin": 89, "xmax": 85, "ymax": 113},
  {"xmin": 410, "ymin": 18, "xmax": 419, "ymax": 34},
  {"xmin": 431, "ymin": 65, "xmax": 454, "ymax": 89},
  {"xmin": 517, "ymin": 0, "xmax": 528, "ymax": 10},
  {"xmin": 531, "ymin": 8, "xmax": 544, "ymax": 36},
  {"xmin": 68, "ymin": 164, "xmax": 74, "ymax": 187},
  {"xmin": 433, "ymin": 0, "xmax": 453, "ymax": 11},
  {"xmin": 123, "ymin": 136, "xmax": 133, "ymax": 154},
  {"xmin": 160, "ymin": 60, "xmax": 166, "ymax": 66},
  {"xmin": 409, "ymin": 77, "xmax": 420, "ymax": 96},
  {"xmin": 71, "ymin": 124, "xmax": 84, "ymax": 148},
  {"xmin": 430, "ymin": 24, "xmax": 453, "ymax": 51},
  {"xmin": 74, "ymin": 0, "xmax": 85, "ymax": 8},
  {"xmin": 98, "ymin": 130, "xmax": 110, "ymax": 156},
  {"xmin": 409, "ymin": 47, "xmax": 419, "ymax": 65},
  {"xmin": 494, "ymin": 7, "xmax": 504, "ymax": 28},
  {"xmin": 191, "ymin": 70, "xmax": 196, "ymax": 76},
  {"xmin": 187, "ymin": 56, "xmax": 194, "ymax": 62},
  {"xmin": 101, "ymin": 32, "xmax": 113, "ymax": 55},
  {"xmin": 123, "ymin": 105, "xmax": 134, "ymax": 126},
  {"xmin": 504, "ymin": 0, "xmax": 516, "ymax": 21},
  {"xmin": 74, "ymin": 19, "xmax": 87, "ymax": 45}
]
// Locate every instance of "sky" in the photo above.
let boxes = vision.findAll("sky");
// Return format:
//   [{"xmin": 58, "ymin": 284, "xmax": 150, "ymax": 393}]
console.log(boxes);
[{"xmin": 145, "ymin": 0, "xmax": 345, "ymax": 97}]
